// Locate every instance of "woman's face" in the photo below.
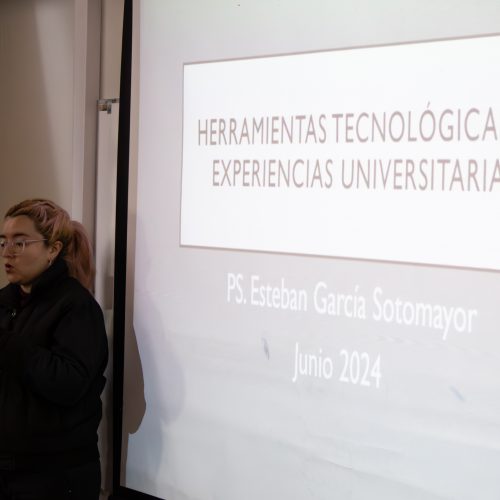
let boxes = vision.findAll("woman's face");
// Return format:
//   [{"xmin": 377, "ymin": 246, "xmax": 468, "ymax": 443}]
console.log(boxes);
[{"xmin": 1, "ymin": 215, "xmax": 60, "ymax": 292}]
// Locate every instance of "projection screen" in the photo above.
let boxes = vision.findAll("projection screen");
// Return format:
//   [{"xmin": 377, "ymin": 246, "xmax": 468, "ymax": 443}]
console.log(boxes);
[{"xmin": 118, "ymin": 1, "xmax": 500, "ymax": 499}]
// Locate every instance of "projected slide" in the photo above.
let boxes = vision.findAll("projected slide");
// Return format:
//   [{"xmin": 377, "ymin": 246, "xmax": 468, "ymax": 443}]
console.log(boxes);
[
  {"xmin": 181, "ymin": 37, "xmax": 500, "ymax": 269},
  {"xmin": 122, "ymin": 2, "xmax": 500, "ymax": 500}
]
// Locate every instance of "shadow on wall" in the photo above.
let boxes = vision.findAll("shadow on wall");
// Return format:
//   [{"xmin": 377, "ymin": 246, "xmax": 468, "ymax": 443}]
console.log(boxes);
[
  {"xmin": 0, "ymin": 0, "xmax": 73, "ymax": 277},
  {"xmin": 120, "ymin": 321, "xmax": 145, "ymax": 481},
  {"xmin": 119, "ymin": 223, "xmax": 186, "ymax": 492}
]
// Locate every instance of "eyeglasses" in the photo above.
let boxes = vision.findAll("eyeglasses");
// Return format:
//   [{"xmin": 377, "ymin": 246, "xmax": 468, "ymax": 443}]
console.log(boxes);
[{"xmin": 0, "ymin": 238, "xmax": 47, "ymax": 256}]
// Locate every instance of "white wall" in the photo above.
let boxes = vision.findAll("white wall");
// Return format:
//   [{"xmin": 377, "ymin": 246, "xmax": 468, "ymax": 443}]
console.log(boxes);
[
  {"xmin": 0, "ymin": 0, "xmax": 75, "ymax": 235},
  {"xmin": 101, "ymin": 0, "xmax": 124, "ymax": 99},
  {"xmin": 0, "ymin": 0, "xmax": 104, "ymax": 284}
]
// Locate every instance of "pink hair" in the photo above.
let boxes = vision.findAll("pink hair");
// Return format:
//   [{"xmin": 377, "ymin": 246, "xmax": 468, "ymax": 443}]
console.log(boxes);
[{"xmin": 5, "ymin": 199, "xmax": 95, "ymax": 291}]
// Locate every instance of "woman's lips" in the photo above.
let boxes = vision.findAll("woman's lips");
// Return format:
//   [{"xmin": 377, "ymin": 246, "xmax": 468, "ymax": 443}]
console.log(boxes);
[{"xmin": 4, "ymin": 264, "xmax": 13, "ymax": 273}]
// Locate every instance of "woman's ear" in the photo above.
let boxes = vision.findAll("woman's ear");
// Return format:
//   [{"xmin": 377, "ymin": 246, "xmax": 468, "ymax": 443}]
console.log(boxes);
[{"xmin": 49, "ymin": 240, "xmax": 63, "ymax": 261}]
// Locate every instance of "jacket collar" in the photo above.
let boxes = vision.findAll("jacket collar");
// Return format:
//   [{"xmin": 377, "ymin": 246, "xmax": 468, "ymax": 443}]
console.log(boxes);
[{"xmin": 0, "ymin": 257, "xmax": 68, "ymax": 308}]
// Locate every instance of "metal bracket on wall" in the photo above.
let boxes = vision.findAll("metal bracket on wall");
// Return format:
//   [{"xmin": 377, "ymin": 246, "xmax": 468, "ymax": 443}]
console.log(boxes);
[{"xmin": 97, "ymin": 98, "xmax": 120, "ymax": 114}]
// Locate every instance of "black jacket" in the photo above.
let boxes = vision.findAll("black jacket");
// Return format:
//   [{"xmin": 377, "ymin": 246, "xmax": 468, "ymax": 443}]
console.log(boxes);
[{"xmin": 0, "ymin": 258, "xmax": 108, "ymax": 469}]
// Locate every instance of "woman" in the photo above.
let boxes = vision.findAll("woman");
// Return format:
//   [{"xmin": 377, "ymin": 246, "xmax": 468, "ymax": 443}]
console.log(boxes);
[{"xmin": 0, "ymin": 199, "xmax": 108, "ymax": 500}]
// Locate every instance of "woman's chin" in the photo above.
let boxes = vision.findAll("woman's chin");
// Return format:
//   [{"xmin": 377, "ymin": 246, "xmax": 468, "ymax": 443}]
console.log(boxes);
[{"xmin": 5, "ymin": 273, "xmax": 21, "ymax": 285}]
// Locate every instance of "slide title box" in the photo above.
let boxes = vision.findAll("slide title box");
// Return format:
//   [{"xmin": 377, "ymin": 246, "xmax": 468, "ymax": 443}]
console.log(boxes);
[{"xmin": 181, "ymin": 36, "xmax": 500, "ymax": 270}]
